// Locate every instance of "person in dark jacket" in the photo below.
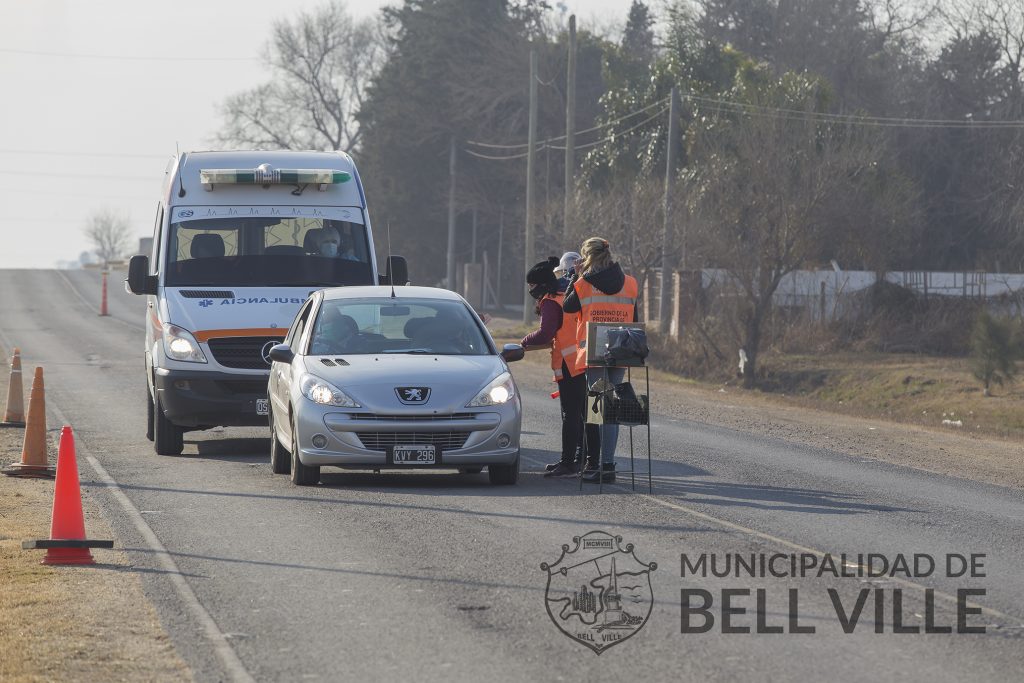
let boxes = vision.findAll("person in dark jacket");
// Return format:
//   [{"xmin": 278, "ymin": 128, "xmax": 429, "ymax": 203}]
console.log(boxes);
[
  {"xmin": 563, "ymin": 238, "xmax": 639, "ymax": 483},
  {"xmin": 521, "ymin": 257, "xmax": 586, "ymax": 476}
]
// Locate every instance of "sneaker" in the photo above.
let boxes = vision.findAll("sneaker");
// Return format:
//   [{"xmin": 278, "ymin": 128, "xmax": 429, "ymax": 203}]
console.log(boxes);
[
  {"xmin": 544, "ymin": 462, "xmax": 578, "ymax": 477},
  {"xmin": 544, "ymin": 462, "xmax": 560, "ymax": 472}
]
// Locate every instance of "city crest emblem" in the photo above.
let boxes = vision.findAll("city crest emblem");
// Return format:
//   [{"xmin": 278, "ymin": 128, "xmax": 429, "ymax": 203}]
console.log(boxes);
[{"xmin": 541, "ymin": 531, "xmax": 657, "ymax": 654}]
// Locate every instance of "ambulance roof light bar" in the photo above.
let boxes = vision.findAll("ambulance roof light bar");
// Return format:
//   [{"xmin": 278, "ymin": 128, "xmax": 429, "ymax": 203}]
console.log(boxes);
[{"xmin": 199, "ymin": 164, "xmax": 352, "ymax": 192}]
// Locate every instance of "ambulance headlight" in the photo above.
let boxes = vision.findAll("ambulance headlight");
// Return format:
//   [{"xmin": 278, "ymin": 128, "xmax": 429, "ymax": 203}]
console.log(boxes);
[
  {"xmin": 163, "ymin": 325, "xmax": 207, "ymax": 363},
  {"xmin": 467, "ymin": 372, "xmax": 515, "ymax": 407}
]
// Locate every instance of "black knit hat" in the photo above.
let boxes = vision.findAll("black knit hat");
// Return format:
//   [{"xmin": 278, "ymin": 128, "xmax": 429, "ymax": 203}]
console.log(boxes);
[{"xmin": 526, "ymin": 256, "xmax": 560, "ymax": 290}]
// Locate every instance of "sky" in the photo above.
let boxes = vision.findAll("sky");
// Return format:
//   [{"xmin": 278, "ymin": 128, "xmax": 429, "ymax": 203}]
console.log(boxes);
[{"xmin": 0, "ymin": 0, "xmax": 640, "ymax": 269}]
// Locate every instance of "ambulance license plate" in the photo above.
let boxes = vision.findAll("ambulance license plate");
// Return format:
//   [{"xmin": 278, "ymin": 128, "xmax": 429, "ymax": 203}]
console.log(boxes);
[{"xmin": 256, "ymin": 398, "xmax": 269, "ymax": 416}]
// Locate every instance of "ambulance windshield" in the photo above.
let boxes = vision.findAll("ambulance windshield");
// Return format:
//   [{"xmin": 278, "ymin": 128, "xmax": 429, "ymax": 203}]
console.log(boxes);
[{"xmin": 164, "ymin": 207, "xmax": 373, "ymax": 287}]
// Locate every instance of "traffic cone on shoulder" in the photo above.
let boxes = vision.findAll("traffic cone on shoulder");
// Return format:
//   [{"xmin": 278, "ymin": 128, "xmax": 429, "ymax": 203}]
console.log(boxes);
[
  {"xmin": 1, "ymin": 348, "xmax": 25, "ymax": 427},
  {"xmin": 22, "ymin": 426, "xmax": 113, "ymax": 564},
  {"xmin": 3, "ymin": 367, "xmax": 54, "ymax": 477}
]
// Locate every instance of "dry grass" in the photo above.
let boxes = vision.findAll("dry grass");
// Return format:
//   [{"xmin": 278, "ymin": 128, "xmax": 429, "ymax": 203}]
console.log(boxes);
[
  {"xmin": 0, "ymin": 352, "xmax": 191, "ymax": 683},
  {"xmin": 752, "ymin": 352, "xmax": 1024, "ymax": 440}
]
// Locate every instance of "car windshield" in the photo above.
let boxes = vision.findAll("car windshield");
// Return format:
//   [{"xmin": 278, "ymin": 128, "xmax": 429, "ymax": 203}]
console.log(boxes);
[
  {"xmin": 165, "ymin": 213, "xmax": 373, "ymax": 287},
  {"xmin": 309, "ymin": 299, "xmax": 491, "ymax": 356}
]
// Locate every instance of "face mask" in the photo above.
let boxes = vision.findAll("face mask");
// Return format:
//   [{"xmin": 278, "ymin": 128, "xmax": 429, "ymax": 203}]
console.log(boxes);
[
  {"xmin": 529, "ymin": 284, "xmax": 546, "ymax": 300},
  {"xmin": 320, "ymin": 242, "xmax": 338, "ymax": 257}
]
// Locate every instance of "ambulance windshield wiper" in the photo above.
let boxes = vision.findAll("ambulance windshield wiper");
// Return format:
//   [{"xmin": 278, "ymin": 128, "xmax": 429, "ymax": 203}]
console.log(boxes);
[{"xmin": 383, "ymin": 348, "xmax": 434, "ymax": 354}]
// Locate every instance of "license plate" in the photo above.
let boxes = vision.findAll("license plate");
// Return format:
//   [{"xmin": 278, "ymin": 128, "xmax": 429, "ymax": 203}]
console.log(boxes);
[
  {"xmin": 255, "ymin": 398, "xmax": 269, "ymax": 416},
  {"xmin": 391, "ymin": 445, "xmax": 436, "ymax": 465}
]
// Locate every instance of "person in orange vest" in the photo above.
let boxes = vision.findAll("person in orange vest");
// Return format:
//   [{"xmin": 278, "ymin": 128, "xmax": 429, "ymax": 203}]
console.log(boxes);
[
  {"xmin": 562, "ymin": 237, "xmax": 639, "ymax": 484},
  {"xmin": 521, "ymin": 257, "xmax": 587, "ymax": 477}
]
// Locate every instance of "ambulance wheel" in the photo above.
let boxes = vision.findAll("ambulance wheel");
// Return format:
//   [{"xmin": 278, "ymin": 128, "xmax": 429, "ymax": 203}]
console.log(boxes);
[
  {"xmin": 290, "ymin": 413, "xmax": 319, "ymax": 486},
  {"xmin": 269, "ymin": 410, "xmax": 290, "ymax": 475},
  {"xmin": 145, "ymin": 386, "xmax": 155, "ymax": 442},
  {"xmin": 153, "ymin": 393, "xmax": 184, "ymax": 456},
  {"xmin": 488, "ymin": 451, "xmax": 519, "ymax": 485}
]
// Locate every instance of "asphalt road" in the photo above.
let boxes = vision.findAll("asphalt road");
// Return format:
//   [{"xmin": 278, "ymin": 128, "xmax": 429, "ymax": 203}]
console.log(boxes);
[{"xmin": 2, "ymin": 268, "xmax": 1023, "ymax": 682}]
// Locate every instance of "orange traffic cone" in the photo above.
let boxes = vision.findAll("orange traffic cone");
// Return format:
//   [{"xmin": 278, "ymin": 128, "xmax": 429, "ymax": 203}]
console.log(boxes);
[
  {"xmin": 3, "ymin": 367, "xmax": 54, "ymax": 477},
  {"xmin": 1, "ymin": 347, "xmax": 25, "ymax": 427},
  {"xmin": 22, "ymin": 426, "xmax": 113, "ymax": 564}
]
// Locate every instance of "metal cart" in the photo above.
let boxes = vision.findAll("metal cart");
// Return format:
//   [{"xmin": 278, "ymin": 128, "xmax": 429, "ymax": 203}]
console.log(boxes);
[{"xmin": 578, "ymin": 358, "xmax": 652, "ymax": 494}]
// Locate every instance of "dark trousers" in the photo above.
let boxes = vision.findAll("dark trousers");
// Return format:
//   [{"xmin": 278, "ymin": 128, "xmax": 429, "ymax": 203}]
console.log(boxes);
[{"xmin": 557, "ymin": 363, "xmax": 587, "ymax": 464}]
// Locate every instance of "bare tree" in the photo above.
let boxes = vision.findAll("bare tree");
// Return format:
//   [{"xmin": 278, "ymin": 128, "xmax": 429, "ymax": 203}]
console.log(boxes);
[
  {"xmin": 217, "ymin": 1, "xmax": 384, "ymax": 151},
  {"xmin": 686, "ymin": 75, "xmax": 906, "ymax": 387},
  {"xmin": 84, "ymin": 208, "xmax": 132, "ymax": 267}
]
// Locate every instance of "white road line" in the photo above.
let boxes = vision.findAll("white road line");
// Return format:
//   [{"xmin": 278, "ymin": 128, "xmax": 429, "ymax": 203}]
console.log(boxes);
[
  {"xmin": 53, "ymin": 269, "xmax": 143, "ymax": 332},
  {"xmin": 520, "ymin": 452, "xmax": 1023, "ymax": 625},
  {"xmin": 0, "ymin": 325, "xmax": 255, "ymax": 683}
]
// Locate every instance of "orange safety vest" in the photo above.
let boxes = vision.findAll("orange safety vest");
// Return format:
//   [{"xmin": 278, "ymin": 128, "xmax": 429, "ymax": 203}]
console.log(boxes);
[
  {"xmin": 543, "ymin": 293, "xmax": 581, "ymax": 382},
  {"xmin": 573, "ymin": 273, "xmax": 639, "ymax": 370}
]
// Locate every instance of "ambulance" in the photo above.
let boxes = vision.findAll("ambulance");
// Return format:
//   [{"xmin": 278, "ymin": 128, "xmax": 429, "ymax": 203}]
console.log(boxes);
[{"xmin": 125, "ymin": 150, "xmax": 406, "ymax": 455}]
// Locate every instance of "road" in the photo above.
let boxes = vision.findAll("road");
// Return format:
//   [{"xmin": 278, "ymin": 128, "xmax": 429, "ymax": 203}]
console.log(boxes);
[{"xmin": 2, "ymin": 268, "xmax": 1023, "ymax": 682}]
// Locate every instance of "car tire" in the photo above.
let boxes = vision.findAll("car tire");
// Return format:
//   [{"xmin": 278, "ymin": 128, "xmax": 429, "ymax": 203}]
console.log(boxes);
[
  {"xmin": 153, "ymin": 392, "xmax": 184, "ymax": 456},
  {"xmin": 458, "ymin": 467, "xmax": 483, "ymax": 475},
  {"xmin": 145, "ymin": 385, "xmax": 155, "ymax": 442},
  {"xmin": 270, "ymin": 410, "xmax": 290, "ymax": 475},
  {"xmin": 488, "ymin": 451, "xmax": 519, "ymax": 485},
  {"xmin": 290, "ymin": 412, "xmax": 319, "ymax": 486}
]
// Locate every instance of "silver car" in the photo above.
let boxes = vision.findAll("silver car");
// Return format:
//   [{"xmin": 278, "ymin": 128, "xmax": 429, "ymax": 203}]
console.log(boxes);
[{"xmin": 267, "ymin": 286, "xmax": 525, "ymax": 486}]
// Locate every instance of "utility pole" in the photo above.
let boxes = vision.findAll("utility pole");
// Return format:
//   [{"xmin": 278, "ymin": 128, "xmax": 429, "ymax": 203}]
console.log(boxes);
[
  {"xmin": 564, "ymin": 14, "xmax": 577, "ymax": 236},
  {"xmin": 523, "ymin": 48, "xmax": 538, "ymax": 323},
  {"xmin": 446, "ymin": 137, "xmax": 457, "ymax": 291},
  {"xmin": 496, "ymin": 206, "xmax": 504, "ymax": 310},
  {"xmin": 471, "ymin": 206, "xmax": 478, "ymax": 264},
  {"xmin": 658, "ymin": 86, "xmax": 680, "ymax": 333}
]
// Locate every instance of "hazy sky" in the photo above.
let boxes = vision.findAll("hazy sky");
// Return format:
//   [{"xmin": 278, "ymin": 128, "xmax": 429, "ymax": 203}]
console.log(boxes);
[{"xmin": 0, "ymin": 0, "xmax": 639, "ymax": 269}]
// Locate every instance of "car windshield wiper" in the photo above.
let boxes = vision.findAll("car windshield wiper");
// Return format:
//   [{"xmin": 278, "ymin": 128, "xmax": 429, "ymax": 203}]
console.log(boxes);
[{"xmin": 382, "ymin": 348, "xmax": 435, "ymax": 354}]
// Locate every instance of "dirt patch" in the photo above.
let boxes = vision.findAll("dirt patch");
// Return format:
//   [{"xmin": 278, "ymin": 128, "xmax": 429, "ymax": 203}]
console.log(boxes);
[{"xmin": 0, "ymin": 350, "xmax": 191, "ymax": 682}]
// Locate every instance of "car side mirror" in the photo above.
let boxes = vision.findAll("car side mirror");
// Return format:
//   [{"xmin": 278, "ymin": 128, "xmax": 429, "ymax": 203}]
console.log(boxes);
[
  {"xmin": 379, "ymin": 255, "xmax": 409, "ymax": 286},
  {"xmin": 268, "ymin": 344, "xmax": 294, "ymax": 364},
  {"xmin": 125, "ymin": 255, "xmax": 157, "ymax": 295},
  {"xmin": 500, "ymin": 343, "xmax": 525, "ymax": 363}
]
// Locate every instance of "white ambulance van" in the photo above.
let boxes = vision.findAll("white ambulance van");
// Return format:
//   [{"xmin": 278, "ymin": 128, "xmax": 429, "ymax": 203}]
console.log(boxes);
[{"xmin": 126, "ymin": 150, "xmax": 407, "ymax": 455}]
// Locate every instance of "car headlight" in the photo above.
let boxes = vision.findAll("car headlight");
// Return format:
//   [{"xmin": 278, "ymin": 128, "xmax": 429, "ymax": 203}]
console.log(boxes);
[
  {"xmin": 163, "ymin": 324, "xmax": 207, "ymax": 363},
  {"xmin": 300, "ymin": 374, "xmax": 360, "ymax": 408},
  {"xmin": 467, "ymin": 371, "xmax": 516, "ymax": 407}
]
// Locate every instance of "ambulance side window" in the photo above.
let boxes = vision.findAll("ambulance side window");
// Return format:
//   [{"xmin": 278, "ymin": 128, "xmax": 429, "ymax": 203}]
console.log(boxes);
[{"xmin": 286, "ymin": 298, "xmax": 316, "ymax": 351}]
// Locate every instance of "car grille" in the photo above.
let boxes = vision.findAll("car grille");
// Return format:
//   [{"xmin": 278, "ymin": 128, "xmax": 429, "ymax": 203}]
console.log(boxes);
[
  {"xmin": 180, "ymin": 289, "xmax": 235, "ymax": 299},
  {"xmin": 207, "ymin": 336, "xmax": 283, "ymax": 369},
  {"xmin": 355, "ymin": 431, "xmax": 471, "ymax": 451},
  {"xmin": 349, "ymin": 413, "xmax": 475, "ymax": 422}
]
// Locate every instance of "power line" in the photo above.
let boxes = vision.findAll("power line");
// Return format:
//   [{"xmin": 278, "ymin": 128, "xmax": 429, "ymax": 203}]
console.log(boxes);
[
  {"xmin": 0, "ymin": 170, "xmax": 158, "ymax": 182},
  {"xmin": 464, "ymin": 145, "xmax": 544, "ymax": 161},
  {"xmin": 0, "ymin": 47, "xmax": 257, "ymax": 62},
  {"xmin": 684, "ymin": 92, "xmax": 1024, "ymax": 129},
  {"xmin": 466, "ymin": 96, "xmax": 670, "ymax": 150},
  {"xmin": 0, "ymin": 148, "xmax": 169, "ymax": 160},
  {"xmin": 549, "ymin": 106, "xmax": 669, "ymax": 151}
]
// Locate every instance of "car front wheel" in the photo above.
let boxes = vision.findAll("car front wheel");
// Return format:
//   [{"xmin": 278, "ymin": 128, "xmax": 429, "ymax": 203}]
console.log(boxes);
[
  {"xmin": 488, "ymin": 451, "xmax": 519, "ymax": 485},
  {"xmin": 270, "ymin": 409, "xmax": 290, "ymax": 475},
  {"xmin": 290, "ymin": 412, "xmax": 320, "ymax": 486}
]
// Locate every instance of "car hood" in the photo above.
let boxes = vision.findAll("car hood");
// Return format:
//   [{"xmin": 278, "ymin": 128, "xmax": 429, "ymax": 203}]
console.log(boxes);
[{"xmin": 303, "ymin": 354, "xmax": 510, "ymax": 413}]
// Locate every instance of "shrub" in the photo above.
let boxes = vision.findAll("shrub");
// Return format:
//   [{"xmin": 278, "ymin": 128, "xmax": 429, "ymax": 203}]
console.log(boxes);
[{"xmin": 969, "ymin": 311, "xmax": 1021, "ymax": 396}]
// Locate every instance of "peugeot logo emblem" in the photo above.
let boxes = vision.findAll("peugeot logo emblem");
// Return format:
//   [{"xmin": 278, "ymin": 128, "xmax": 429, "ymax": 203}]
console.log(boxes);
[
  {"xmin": 261, "ymin": 341, "xmax": 277, "ymax": 365},
  {"xmin": 396, "ymin": 387, "xmax": 430, "ymax": 404}
]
